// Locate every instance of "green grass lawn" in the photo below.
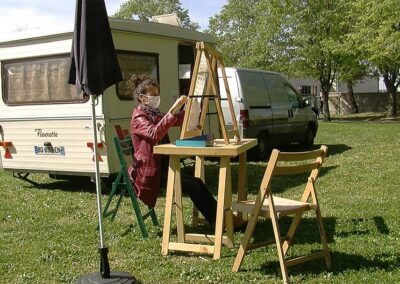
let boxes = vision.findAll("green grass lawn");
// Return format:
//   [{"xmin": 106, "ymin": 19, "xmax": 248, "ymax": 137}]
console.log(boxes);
[{"xmin": 1, "ymin": 120, "xmax": 400, "ymax": 283}]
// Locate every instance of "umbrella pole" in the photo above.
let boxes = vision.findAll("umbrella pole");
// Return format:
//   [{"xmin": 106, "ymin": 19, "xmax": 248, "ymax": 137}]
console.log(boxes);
[
  {"xmin": 90, "ymin": 94, "xmax": 110, "ymax": 278},
  {"xmin": 76, "ymin": 95, "xmax": 136, "ymax": 284}
]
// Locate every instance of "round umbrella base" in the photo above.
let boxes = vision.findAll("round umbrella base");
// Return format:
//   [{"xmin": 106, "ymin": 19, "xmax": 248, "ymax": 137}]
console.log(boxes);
[{"xmin": 76, "ymin": 271, "xmax": 137, "ymax": 284}]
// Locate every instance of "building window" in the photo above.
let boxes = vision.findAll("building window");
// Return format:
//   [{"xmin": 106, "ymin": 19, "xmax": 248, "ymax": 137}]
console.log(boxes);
[
  {"xmin": 115, "ymin": 52, "xmax": 159, "ymax": 100},
  {"xmin": 299, "ymin": 85, "xmax": 311, "ymax": 95},
  {"xmin": 3, "ymin": 55, "xmax": 84, "ymax": 105}
]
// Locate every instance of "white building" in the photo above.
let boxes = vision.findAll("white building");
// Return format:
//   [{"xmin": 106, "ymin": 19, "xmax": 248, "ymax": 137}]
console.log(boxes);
[
  {"xmin": 288, "ymin": 75, "xmax": 380, "ymax": 95},
  {"xmin": 332, "ymin": 76, "xmax": 379, "ymax": 93}
]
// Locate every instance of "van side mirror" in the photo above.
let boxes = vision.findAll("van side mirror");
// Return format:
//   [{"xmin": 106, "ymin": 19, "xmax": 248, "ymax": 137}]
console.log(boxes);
[{"xmin": 303, "ymin": 98, "xmax": 310, "ymax": 107}]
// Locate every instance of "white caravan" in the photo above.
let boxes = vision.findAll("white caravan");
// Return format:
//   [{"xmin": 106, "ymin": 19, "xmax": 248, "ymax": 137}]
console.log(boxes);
[{"xmin": 0, "ymin": 18, "xmax": 215, "ymax": 177}]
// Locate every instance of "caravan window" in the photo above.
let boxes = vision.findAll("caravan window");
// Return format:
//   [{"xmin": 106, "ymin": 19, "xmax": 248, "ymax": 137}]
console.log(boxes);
[
  {"xmin": 2, "ymin": 55, "xmax": 84, "ymax": 105},
  {"xmin": 116, "ymin": 52, "xmax": 159, "ymax": 100}
]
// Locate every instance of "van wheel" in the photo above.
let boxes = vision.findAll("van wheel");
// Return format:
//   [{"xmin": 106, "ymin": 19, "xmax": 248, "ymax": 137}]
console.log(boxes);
[
  {"xmin": 250, "ymin": 132, "xmax": 270, "ymax": 161},
  {"xmin": 303, "ymin": 126, "xmax": 315, "ymax": 148}
]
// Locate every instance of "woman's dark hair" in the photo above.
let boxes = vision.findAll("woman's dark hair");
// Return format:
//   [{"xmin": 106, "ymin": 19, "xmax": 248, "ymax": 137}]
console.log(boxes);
[{"xmin": 127, "ymin": 74, "xmax": 159, "ymax": 102}]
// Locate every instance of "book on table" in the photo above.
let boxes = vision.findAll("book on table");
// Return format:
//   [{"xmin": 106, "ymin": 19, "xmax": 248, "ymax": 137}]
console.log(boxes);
[{"xmin": 175, "ymin": 134, "xmax": 214, "ymax": 147}]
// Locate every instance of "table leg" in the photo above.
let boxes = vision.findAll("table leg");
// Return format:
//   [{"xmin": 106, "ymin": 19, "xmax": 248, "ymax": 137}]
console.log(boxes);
[
  {"xmin": 174, "ymin": 157, "xmax": 185, "ymax": 243},
  {"xmin": 162, "ymin": 155, "xmax": 178, "ymax": 255},
  {"xmin": 225, "ymin": 158, "xmax": 234, "ymax": 249},
  {"xmin": 237, "ymin": 152, "xmax": 248, "ymax": 220},
  {"xmin": 213, "ymin": 156, "xmax": 233, "ymax": 259}
]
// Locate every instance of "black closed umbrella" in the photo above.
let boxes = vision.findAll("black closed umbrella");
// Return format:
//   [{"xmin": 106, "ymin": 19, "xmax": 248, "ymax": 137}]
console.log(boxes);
[
  {"xmin": 68, "ymin": 0, "xmax": 135, "ymax": 283},
  {"xmin": 68, "ymin": 0, "xmax": 123, "ymax": 95}
]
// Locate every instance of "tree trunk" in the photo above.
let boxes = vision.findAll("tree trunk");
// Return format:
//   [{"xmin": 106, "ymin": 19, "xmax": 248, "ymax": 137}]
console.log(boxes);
[
  {"xmin": 388, "ymin": 89, "xmax": 397, "ymax": 117},
  {"xmin": 346, "ymin": 80, "xmax": 358, "ymax": 113},
  {"xmin": 383, "ymin": 75, "xmax": 398, "ymax": 117},
  {"xmin": 321, "ymin": 90, "xmax": 331, "ymax": 122}
]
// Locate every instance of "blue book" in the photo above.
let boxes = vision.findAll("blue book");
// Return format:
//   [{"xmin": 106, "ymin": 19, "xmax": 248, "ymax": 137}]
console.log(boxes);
[{"xmin": 175, "ymin": 134, "xmax": 214, "ymax": 147}]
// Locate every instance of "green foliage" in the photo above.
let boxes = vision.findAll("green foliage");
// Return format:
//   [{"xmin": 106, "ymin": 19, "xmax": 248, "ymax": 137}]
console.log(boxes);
[
  {"xmin": 207, "ymin": 0, "xmax": 294, "ymax": 71},
  {"xmin": 208, "ymin": 0, "xmax": 350, "ymax": 121},
  {"xmin": 328, "ymin": 1, "xmax": 368, "ymax": 85},
  {"xmin": 350, "ymin": 0, "xmax": 400, "ymax": 74},
  {"xmin": 208, "ymin": 0, "xmax": 400, "ymax": 118},
  {"xmin": 113, "ymin": 0, "xmax": 200, "ymax": 30},
  {"xmin": 207, "ymin": 0, "xmax": 260, "ymax": 67},
  {"xmin": 1, "ymin": 119, "xmax": 400, "ymax": 283},
  {"xmin": 348, "ymin": 0, "xmax": 400, "ymax": 117}
]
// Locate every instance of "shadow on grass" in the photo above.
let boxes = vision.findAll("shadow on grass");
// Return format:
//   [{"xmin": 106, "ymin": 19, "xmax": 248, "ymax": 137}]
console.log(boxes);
[
  {"xmin": 323, "ymin": 144, "xmax": 352, "ymax": 157},
  {"xmin": 251, "ymin": 215, "xmax": 388, "ymax": 245},
  {"xmin": 146, "ymin": 215, "xmax": 389, "ymax": 249},
  {"xmin": 251, "ymin": 217, "xmax": 337, "ymax": 245},
  {"xmin": 279, "ymin": 143, "xmax": 352, "ymax": 157},
  {"xmin": 335, "ymin": 216, "xmax": 390, "ymax": 238},
  {"xmin": 237, "ymin": 216, "xmax": 396, "ymax": 278},
  {"xmin": 254, "ymin": 250, "xmax": 400, "ymax": 279},
  {"xmin": 21, "ymin": 175, "xmax": 118, "ymax": 195},
  {"xmin": 23, "ymin": 176, "xmax": 92, "ymax": 190},
  {"xmin": 373, "ymin": 216, "xmax": 390, "ymax": 235}
]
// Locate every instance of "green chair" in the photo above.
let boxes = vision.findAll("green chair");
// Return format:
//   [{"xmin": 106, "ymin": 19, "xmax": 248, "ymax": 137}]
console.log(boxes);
[{"xmin": 103, "ymin": 135, "xmax": 158, "ymax": 238}]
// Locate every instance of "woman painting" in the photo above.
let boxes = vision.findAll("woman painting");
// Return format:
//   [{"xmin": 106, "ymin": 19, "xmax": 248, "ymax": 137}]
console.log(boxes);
[{"xmin": 127, "ymin": 74, "xmax": 218, "ymax": 225}]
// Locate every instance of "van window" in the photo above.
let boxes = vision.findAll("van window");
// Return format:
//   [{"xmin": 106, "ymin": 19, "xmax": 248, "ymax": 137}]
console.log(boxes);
[
  {"xmin": 116, "ymin": 52, "xmax": 159, "ymax": 100},
  {"xmin": 238, "ymin": 71, "xmax": 270, "ymax": 107},
  {"xmin": 2, "ymin": 55, "xmax": 83, "ymax": 105},
  {"xmin": 285, "ymin": 84, "xmax": 301, "ymax": 108}
]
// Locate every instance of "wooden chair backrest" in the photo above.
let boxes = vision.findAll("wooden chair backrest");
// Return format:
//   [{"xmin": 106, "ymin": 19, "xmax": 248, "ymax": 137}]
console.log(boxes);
[
  {"xmin": 113, "ymin": 125, "xmax": 134, "ymax": 166},
  {"xmin": 260, "ymin": 146, "xmax": 328, "ymax": 198},
  {"xmin": 113, "ymin": 136, "xmax": 134, "ymax": 170}
]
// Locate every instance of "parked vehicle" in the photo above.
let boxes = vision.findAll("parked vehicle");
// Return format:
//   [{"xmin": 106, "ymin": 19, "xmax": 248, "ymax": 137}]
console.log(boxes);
[
  {"xmin": 217, "ymin": 67, "xmax": 319, "ymax": 160},
  {"xmin": 0, "ymin": 18, "xmax": 214, "ymax": 177}
]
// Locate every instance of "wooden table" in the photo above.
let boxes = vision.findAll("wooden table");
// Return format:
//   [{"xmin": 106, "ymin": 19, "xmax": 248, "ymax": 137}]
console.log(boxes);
[{"xmin": 154, "ymin": 138, "xmax": 257, "ymax": 260}]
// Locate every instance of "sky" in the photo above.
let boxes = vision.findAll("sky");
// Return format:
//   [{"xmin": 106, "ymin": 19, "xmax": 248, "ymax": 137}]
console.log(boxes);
[{"xmin": 0, "ymin": 0, "xmax": 226, "ymax": 35}]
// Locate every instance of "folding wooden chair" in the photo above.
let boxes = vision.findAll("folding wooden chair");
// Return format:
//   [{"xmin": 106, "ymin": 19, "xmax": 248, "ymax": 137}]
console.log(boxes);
[
  {"xmin": 232, "ymin": 145, "xmax": 331, "ymax": 283},
  {"xmin": 102, "ymin": 132, "xmax": 158, "ymax": 238}
]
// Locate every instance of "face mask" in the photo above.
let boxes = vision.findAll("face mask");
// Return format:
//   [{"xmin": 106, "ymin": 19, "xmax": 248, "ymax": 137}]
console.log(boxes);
[{"xmin": 146, "ymin": 95, "xmax": 160, "ymax": 109}]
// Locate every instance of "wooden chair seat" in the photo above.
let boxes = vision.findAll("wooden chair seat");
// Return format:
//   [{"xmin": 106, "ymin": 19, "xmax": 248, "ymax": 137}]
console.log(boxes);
[{"xmin": 232, "ymin": 196, "xmax": 313, "ymax": 218}]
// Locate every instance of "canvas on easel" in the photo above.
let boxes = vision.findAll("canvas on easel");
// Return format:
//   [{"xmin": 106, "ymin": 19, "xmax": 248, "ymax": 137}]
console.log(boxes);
[{"xmin": 180, "ymin": 42, "xmax": 240, "ymax": 144}]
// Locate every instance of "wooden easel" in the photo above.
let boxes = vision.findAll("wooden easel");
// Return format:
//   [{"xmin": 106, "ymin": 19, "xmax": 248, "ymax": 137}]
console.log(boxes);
[{"xmin": 180, "ymin": 42, "xmax": 240, "ymax": 144}]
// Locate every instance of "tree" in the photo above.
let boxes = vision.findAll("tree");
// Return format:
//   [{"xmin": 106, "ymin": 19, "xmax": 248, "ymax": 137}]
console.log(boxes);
[
  {"xmin": 113, "ymin": 0, "xmax": 200, "ymax": 30},
  {"xmin": 334, "ymin": 1, "xmax": 371, "ymax": 114},
  {"xmin": 209, "ymin": 0, "xmax": 349, "ymax": 121},
  {"xmin": 207, "ymin": 0, "xmax": 293, "ymax": 71},
  {"xmin": 350, "ymin": 0, "xmax": 400, "ymax": 117},
  {"xmin": 288, "ymin": 0, "xmax": 350, "ymax": 122},
  {"xmin": 207, "ymin": 0, "xmax": 260, "ymax": 67}
]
